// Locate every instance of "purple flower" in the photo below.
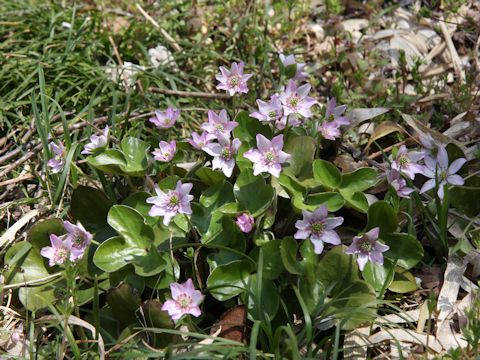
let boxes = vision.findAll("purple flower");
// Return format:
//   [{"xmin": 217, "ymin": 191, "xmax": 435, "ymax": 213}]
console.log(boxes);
[
  {"xmin": 82, "ymin": 126, "xmax": 109, "ymax": 155},
  {"xmin": 250, "ymin": 95, "xmax": 283, "ymax": 123},
  {"xmin": 216, "ymin": 61, "xmax": 253, "ymax": 96},
  {"xmin": 318, "ymin": 121, "xmax": 342, "ymax": 140},
  {"xmin": 152, "ymin": 140, "xmax": 176, "ymax": 162},
  {"xmin": 236, "ymin": 213, "xmax": 254, "ymax": 233},
  {"xmin": 161, "ymin": 278, "xmax": 204, "ymax": 321},
  {"xmin": 279, "ymin": 80, "xmax": 317, "ymax": 118},
  {"xmin": 201, "ymin": 110, "xmax": 238, "ymax": 138},
  {"xmin": 279, "ymin": 53, "xmax": 308, "ymax": 81},
  {"xmin": 187, "ymin": 131, "xmax": 215, "ymax": 150},
  {"xmin": 390, "ymin": 145, "xmax": 424, "ymax": 180},
  {"xmin": 325, "ymin": 97, "xmax": 349, "ymax": 126},
  {"xmin": 147, "ymin": 181, "xmax": 194, "ymax": 225},
  {"xmin": 40, "ymin": 234, "xmax": 83, "ymax": 267},
  {"xmin": 63, "ymin": 221, "xmax": 92, "ymax": 259},
  {"xmin": 47, "ymin": 142, "xmax": 65, "ymax": 173},
  {"xmin": 149, "ymin": 107, "xmax": 180, "ymax": 129},
  {"xmin": 345, "ymin": 227, "xmax": 389, "ymax": 271},
  {"xmin": 203, "ymin": 135, "xmax": 241, "ymax": 177},
  {"xmin": 243, "ymin": 134, "xmax": 291, "ymax": 178},
  {"xmin": 420, "ymin": 146, "xmax": 467, "ymax": 199},
  {"xmin": 386, "ymin": 169, "xmax": 414, "ymax": 198},
  {"xmin": 294, "ymin": 206, "xmax": 344, "ymax": 254}
]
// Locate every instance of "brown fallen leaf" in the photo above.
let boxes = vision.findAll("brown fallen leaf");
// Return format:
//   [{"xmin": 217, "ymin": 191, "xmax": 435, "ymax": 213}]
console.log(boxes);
[
  {"xmin": 210, "ymin": 305, "xmax": 246, "ymax": 343},
  {"xmin": 365, "ymin": 121, "xmax": 407, "ymax": 150}
]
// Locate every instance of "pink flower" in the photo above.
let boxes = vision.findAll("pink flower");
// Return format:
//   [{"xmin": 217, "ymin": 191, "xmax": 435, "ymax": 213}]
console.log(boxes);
[
  {"xmin": 63, "ymin": 221, "xmax": 92, "ymax": 259},
  {"xmin": 294, "ymin": 206, "xmax": 344, "ymax": 254},
  {"xmin": 345, "ymin": 227, "xmax": 389, "ymax": 271},
  {"xmin": 279, "ymin": 80, "xmax": 317, "ymax": 118},
  {"xmin": 187, "ymin": 131, "xmax": 215, "ymax": 150},
  {"xmin": 216, "ymin": 61, "xmax": 253, "ymax": 96},
  {"xmin": 318, "ymin": 98, "xmax": 349, "ymax": 140},
  {"xmin": 149, "ymin": 108, "xmax": 180, "ymax": 129},
  {"xmin": 250, "ymin": 95, "xmax": 283, "ymax": 124},
  {"xmin": 390, "ymin": 145, "xmax": 424, "ymax": 180},
  {"xmin": 279, "ymin": 53, "xmax": 308, "ymax": 81},
  {"xmin": 319, "ymin": 121, "xmax": 342, "ymax": 140},
  {"xmin": 386, "ymin": 169, "xmax": 414, "ymax": 198},
  {"xmin": 203, "ymin": 135, "xmax": 241, "ymax": 177},
  {"xmin": 243, "ymin": 134, "xmax": 291, "ymax": 178},
  {"xmin": 201, "ymin": 110, "xmax": 238, "ymax": 139},
  {"xmin": 40, "ymin": 234, "xmax": 83, "ymax": 267},
  {"xmin": 161, "ymin": 279, "xmax": 204, "ymax": 321},
  {"xmin": 147, "ymin": 181, "xmax": 194, "ymax": 225},
  {"xmin": 47, "ymin": 142, "xmax": 65, "ymax": 173},
  {"xmin": 236, "ymin": 213, "xmax": 254, "ymax": 233},
  {"xmin": 82, "ymin": 126, "xmax": 109, "ymax": 155},
  {"xmin": 152, "ymin": 140, "xmax": 176, "ymax": 162},
  {"xmin": 420, "ymin": 146, "xmax": 466, "ymax": 199},
  {"xmin": 418, "ymin": 132, "xmax": 439, "ymax": 162}
]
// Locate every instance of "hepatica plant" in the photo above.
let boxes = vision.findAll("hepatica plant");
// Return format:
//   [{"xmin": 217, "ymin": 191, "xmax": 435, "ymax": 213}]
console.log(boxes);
[{"xmin": 5, "ymin": 54, "xmax": 473, "ymax": 355}]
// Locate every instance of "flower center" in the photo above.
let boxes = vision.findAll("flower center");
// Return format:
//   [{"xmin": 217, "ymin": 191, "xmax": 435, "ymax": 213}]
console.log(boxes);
[
  {"xmin": 440, "ymin": 170, "xmax": 448, "ymax": 180},
  {"xmin": 214, "ymin": 124, "xmax": 225, "ymax": 132},
  {"xmin": 398, "ymin": 155, "xmax": 409, "ymax": 167},
  {"xmin": 177, "ymin": 294, "xmax": 192, "ymax": 310},
  {"xmin": 268, "ymin": 110, "xmax": 277, "ymax": 119},
  {"xmin": 311, "ymin": 222, "xmax": 325, "ymax": 234},
  {"xmin": 228, "ymin": 75, "xmax": 240, "ymax": 87},
  {"xmin": 221, "ymin": 147, "xmax": 232, "ymax": 160},
  {"xmin": 359, "ymin": 238, "xmax": 373, "ymax": 253},
  {"xmin": 54, "ymin": 248, "xmax": 68, "ymax": 264},
  {"xmin": 72, "ymin": 235, "xmax": 84, "ymax": 247},
  {"xmin": 329, "ymin": 114, "xmax": 335, "ymax": 122},
  {"xmin": 288, "ymin": 96, "xmax": 299, "ymax": 108},
  {"xmin": 169, "ymin": 195, "xmax": 180, "ymax": 208},
  {"xmin": 264, "ymin": 151, "xmax": 277, "ymax": 165},
  {"xmin": 163, "ymin": 152, "xmax": 170, "ymax": 158}
]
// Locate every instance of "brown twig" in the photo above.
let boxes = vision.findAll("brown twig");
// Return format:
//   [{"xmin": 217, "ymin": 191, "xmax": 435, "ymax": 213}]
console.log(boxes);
[
  {"xmin": 0, "ymin": 174, "xmax": 35, "ymax": 187},
  {"xmin": 439, "ymin": 18, "xmax": 465, "ymax": 82},
  {"xmin": 149, "ymin": 87, "xmax": 230, "ymax": 99}
]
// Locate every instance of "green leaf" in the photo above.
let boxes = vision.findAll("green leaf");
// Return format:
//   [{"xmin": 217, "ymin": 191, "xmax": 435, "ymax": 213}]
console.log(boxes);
[
  {"xmin": 195, "ymin": 167, "xmax": 225, "ymax": 186},
  {"xmin": 280, "ymin": 237, "xmax": 302, "ymax": 275},
  {"xmin": 119, "ymin": 137, "xmax": 150, "ymax": 175},
  {"xmin": 316, "ymin": 246, "xmax": 360, "ymax": 292},
  {"xmin": 93, "ymin": 205, "xmax": 155, "ymax": 272},
  {"xmin": 4, "ymin": 242, "xmax": 51, "ymax": 285},
  {"xmin": 141, "ymin": 300, "xmax": 175, "ymax": 348},
  {"xmin": 122, "ymin": 192, "xmax": 157, "ymax": 226},
  {"xmin": 340, "ymin": 168, "xmax": 378, "ymax": 193},
  {"xmin": 233, "ymin": 111, "xmax": 272, "ymax": 146},
  {"xmin": 234, "ymin": 169, "xmax": 275, "ymax": 216},
  {"xmin": 366, "ymin": 201, "xmax": 398, "ymax": 235},
  {"xmin": 362, "ymin": 259, "xmax": 394, "ymax": 293},
  {"xmin": 245, "ymin": 274, "xmax": 279, "ymax": 320},
  {"xmin": 93, "ymin": 236, "xmax": 148, "ymax": 272},
  {"xmin": 326, "ymin": 280, "xmax": 376, "ymax": 330},
  {"xmin": 382, "ymin": 233, "xmax": 424, "ymax": 269},
  {"xmin": 388, "ymin": 268, "xmax": 418, "ymax": 293},
  {"xmin": 340, "ymin": 190, "xmax": 369, "ymax": 213},
  {"xmin": 450, "ymin": 176, "xmax": 480, "ymax": 217},
  {"xmin": 87, "ymin": 149, "xmax": 126, "ymax": 174},
  {"xmin": 283, "ymin": 135, "xmax": 316, "ymax": 179},
  {"xmin": 28, "ymin": 218, "xmax": 65, "ymax": 250},
  {"xmin": 133, "ymin": 246, "xmax": 169, "ymax": 277},
  {"xmin": 207, "ymin": 260, "xmax": 253, "ymax": 301},
  {"xmin": 249, "ymin": 240, "xmax": 284, "ymax": 280},
  {"xmin": 71, "ymin": 186, "xmax": 115, "ymax": 242},
  {"xmin": 106, "ymin": 283, "xmax": 142, "ymax": 326},
  {"xmin": 19, "ymin": 284, "xmax": 58, "ymax": 312},
  {"xmin": 292, "ymin": 192, "xmax": 345, "ymax": 212},
  {"xmin": 200, "ymin": 181, "xmax": 235, "ymax": 210},
  {"xmin": 313, "ymin": 159, "xmax": 342, "ymax": 189},
  {"xmin": 108, "ymin": 205, "xmax": 154, "ymax": 248},
  {"xmin": 278, "ymin": 173, "xmax": 305, "ymax": 199}
]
